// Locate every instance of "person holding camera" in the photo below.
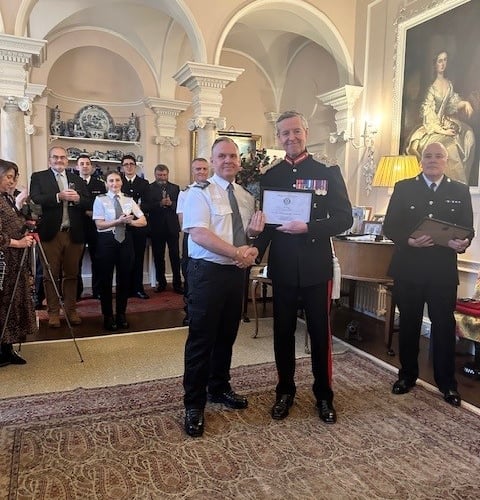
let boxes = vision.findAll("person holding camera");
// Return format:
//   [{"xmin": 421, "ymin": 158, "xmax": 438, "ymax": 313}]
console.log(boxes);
[{"xmin": 0, "ymin": 160, "xmax": 37, "ymax": 366}]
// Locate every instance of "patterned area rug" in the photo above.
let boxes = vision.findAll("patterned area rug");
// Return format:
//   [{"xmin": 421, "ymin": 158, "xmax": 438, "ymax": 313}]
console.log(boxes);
[
  {"xmin": 1, "ymin": 352, "xmax": 479, "ymax": 499},
  {"xmin": 35, "ymin": 289, "xmax": 184, "ymax": 320}
]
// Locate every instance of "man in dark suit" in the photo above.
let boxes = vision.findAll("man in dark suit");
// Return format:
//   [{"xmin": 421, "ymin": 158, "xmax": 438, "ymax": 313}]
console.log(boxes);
[
  {"xmin": 143, "ymin": 164, "xmax": 183, "ymax": 294},
  {"xmin": 383, "ymin": 142, "xmax": 474, "ymax": 407},
  {"xmin": 30, "ymin": 146, "xmax": 90, "ymax": 328},
  {"xmin": 76, "ymin": 154, "xmax": 106, "ymax": 299},
  {"xmin": 255, "ymin": 111, "xmax": 352, "ymax": 424},
  {"xmin": 120, "ymin": 154, "xmax": 150, "ymax": 299}
]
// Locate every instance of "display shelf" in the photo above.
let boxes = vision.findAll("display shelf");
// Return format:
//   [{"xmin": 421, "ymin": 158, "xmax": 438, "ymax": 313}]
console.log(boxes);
[{"xmin": 50, "ymin": 135, "xmax": 140, "ymax": 147}]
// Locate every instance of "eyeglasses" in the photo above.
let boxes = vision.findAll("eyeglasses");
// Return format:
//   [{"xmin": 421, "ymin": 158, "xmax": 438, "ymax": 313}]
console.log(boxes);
[{"xmin": 50, "ymin": 155, "xmax": 67, "ymax": 160}]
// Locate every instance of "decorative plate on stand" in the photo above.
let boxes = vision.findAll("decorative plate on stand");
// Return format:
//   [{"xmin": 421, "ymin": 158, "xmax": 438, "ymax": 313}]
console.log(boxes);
[{"xmin": 74, "ymin": 105, "xmax": 114, "ymax": 138}]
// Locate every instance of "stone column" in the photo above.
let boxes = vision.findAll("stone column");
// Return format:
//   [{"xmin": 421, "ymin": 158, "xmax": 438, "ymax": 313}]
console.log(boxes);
[
  {"xmin": 264, "ymin": 112, "xmax": 280, "ymax": 148},
  {"xmin": 144, "ymin": 97, "xmax": 189, "ymax": 179},
  {"xmin": 173, "ymin": 62, "xmax": 244, "ymax": 159},
  {"xmin": 0, "ymin": 34, "xmax": 46, "ymax": 185}
]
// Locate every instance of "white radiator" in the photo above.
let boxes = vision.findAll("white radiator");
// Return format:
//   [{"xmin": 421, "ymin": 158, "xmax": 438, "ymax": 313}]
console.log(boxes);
[{"xmin": 339, "ymin": 279, "xmax": 388, "ymax": 319}]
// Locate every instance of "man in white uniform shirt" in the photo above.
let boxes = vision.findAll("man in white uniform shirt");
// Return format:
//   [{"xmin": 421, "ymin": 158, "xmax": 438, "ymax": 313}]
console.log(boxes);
[
  {"xmin": 181, "ymin": 137, "xmax": 265, "ymax": 437},
  {"xmin": 176, "ymin": 158, "xmax": 210, "ymax": 325}
]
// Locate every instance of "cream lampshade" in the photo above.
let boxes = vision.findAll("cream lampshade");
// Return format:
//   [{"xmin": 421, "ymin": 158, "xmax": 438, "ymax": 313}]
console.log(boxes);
[{"xmin": 372, "ymin": 155, "xmax": 421, "ymax": 188}]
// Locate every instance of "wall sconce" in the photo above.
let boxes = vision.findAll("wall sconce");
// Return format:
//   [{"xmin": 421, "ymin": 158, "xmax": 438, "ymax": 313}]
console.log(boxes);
[
  {"xmin": 329, "ymin": 118, "xmax": 379, "ymax": 150},
  {"xmin": 372, "ymin": 155, "xmax": 421, "ymax": 192}
]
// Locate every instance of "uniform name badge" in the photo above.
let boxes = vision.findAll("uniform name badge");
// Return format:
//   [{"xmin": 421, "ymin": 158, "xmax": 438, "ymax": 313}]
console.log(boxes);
[{"xmin": 261, "ymin": 187, "xmax": 313, "ymax": 226}]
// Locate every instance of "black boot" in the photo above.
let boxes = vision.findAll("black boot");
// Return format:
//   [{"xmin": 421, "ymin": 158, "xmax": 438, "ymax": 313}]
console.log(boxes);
[{"xmin": 1, "ymin": 343, "xmax": 26, "ymax": 365}]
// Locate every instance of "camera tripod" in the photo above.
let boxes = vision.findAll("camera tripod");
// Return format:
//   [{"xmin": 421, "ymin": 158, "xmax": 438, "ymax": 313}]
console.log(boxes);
[{"xmin": 0, "ymin": 228, "xmax": 84, "ymax": 363}]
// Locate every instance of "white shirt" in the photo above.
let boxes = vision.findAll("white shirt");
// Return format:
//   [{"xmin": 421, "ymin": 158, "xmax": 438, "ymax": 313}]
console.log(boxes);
[
  {"xmin": 92, "ymin": 191, "xmax": 144, "ymax": 234},
  {"xmin": 182, "ymin": 174, "xmax": 255, "ymax": 264}
]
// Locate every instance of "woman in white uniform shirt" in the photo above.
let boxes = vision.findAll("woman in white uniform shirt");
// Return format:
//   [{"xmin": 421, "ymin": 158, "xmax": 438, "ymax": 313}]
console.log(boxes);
[{"xmin": 93, "ymin": 171, "xmax": 146, "ymax": 331}]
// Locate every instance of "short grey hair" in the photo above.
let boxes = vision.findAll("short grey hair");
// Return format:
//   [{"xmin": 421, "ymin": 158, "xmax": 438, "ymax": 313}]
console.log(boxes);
[{"xmin": 275, "ymin": 111, "xmax": 309, "ymax": 134}]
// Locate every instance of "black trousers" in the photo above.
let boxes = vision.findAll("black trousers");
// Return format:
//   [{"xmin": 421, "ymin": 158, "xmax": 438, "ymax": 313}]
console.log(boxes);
[
  {"xmin": 128, "ymin": 226, "xmax": 148, "ymax": 294},
  {"xmin": 272, "ymin": 281, "xmax": 333, "ymax": 403},
  {"xmin": 96, "ymin": 232, "xmax": 134, "ymax": 317},
  {"xmin": 183, "ymin": 259, "xmax": 245, "ymax": 409},
  {"xmin": 77, "ymin": 230, "xmax": 100, "ymax": 297},
  {"xmin": 393, "ymin": 279, "xmax": 458, "ymax": 392},
  {"xmin": 151, "ymin": 228, "xmax": 182, "ymax": 288}
]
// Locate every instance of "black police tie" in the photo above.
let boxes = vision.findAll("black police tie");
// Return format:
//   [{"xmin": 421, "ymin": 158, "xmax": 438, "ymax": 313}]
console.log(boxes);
[
  {"xmin": 114, "ymin": 195, "xmax": 125, "ymax": 243},
  {"xmin": 227, "ymin": 183, "xmax": 245, "ymax": 246},
  {"xmin": 430, "ymin": 182, "xmax": 436, "ymax": 192}
]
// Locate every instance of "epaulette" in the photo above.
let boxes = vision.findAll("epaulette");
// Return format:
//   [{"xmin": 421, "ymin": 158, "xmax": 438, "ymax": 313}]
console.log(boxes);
[
  {"xmin": 98, "ymin": 194, "xmax": 107, "ymax": 197},
  {"xmin": 193, "ymin": 181, "xmax": 210, "ymax": 189},
  {"xmin": 260, "ymin": 157, "xmax": 283, "ymax": 175},
  {"xmin": 182, "ymin": 185, "xmax": 191, "ymax": 192},
  {"xmin": 312, "ymin": 152, "xmax": 337, "ymax": 167}
]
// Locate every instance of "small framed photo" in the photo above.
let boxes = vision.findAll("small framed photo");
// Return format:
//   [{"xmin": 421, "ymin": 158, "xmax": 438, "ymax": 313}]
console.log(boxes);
[
  {"xmin": 362, "ymin": 220, "xmax": 383, "ymax": 236},
  {"xmin": 372, "ymin": 213, "xmax": 385, "ymax": 223}
]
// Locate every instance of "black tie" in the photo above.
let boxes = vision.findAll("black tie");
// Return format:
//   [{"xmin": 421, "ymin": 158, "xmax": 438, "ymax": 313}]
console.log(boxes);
[
  {"xmin": 227, "ymin": 183, "xmax": 245, "ymax": 246},
  {"xmin": 430, "ymin": 182, "xmax": 436, "ymax": 192}
]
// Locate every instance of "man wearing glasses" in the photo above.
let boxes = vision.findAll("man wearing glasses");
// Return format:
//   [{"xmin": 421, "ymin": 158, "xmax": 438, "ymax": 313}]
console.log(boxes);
[{"xmin": 30, "ymin": 146, "xmax": 90, "ymax": 328}]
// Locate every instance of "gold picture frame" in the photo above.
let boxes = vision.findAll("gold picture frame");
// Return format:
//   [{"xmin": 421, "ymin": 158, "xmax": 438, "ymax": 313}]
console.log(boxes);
[{"xmin": 191, "ymin": 130, "xmax": 262, "ymax": 162}]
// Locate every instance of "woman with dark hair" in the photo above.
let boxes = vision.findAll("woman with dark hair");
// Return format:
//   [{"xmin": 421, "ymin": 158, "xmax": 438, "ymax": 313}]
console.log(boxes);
[
  {"xmin": 406, "ymin": 50, "xmax": 475, "ymax": 184},
  {"xmin": 0, "ymin": 159, "xmax": 37, "ymax": 366}
]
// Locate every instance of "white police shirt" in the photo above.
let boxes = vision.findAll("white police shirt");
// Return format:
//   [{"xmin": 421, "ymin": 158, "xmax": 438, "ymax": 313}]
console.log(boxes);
[
  {"xmin": 182, "ymin": 174, "xmax": 255, "ymax": 265},
  {"xmin": 92, "ymin": 191, "xmax": 144, "ymax": 235}
]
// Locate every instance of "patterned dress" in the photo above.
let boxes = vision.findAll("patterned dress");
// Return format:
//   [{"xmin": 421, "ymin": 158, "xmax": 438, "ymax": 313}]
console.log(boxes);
[{"xmin": 0, "ymin": 195, "xmax": 37, "ymax": 343}]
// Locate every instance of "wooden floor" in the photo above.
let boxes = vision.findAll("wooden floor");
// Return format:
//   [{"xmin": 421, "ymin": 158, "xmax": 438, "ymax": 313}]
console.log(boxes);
[{"xmin": 29, "ymin": 293, "xmax": 480, "ymax": 408}]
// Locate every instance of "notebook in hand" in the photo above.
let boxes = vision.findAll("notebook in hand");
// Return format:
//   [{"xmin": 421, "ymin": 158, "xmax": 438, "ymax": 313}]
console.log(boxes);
[{"xmin": 410, "ymin": 217, "xmax": 473, "ymax": 247}]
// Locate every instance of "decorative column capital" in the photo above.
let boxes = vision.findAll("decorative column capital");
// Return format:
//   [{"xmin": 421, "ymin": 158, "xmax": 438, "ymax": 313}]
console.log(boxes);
[
  {"xmin": 186, "ymin": 116, "xmax": 226, "ymax": 132},
  {"xmin": 0, "ymin": 34, "xmax": 47, "ymax": 98},
  {"xmin": 173, "ymin": 62, "xmax": 244, "ymax": 119},
  {"xmin": 317, "ymin": 85, "xmax": 363, "ymax": 134},
  {"xmin": 144, "ymin": 97, "xmax": 189, "ymax": 146}
]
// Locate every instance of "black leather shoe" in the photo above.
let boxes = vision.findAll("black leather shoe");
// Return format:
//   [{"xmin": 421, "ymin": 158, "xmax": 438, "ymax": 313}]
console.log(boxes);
[
  {"xmin": 1, "ymin": 344, "xmax": 26, "ymax": 365},
  {"xmin": 7, "ymin": 349, "xmax": 26, "ymax": 365},
  {"xmin": 184, "ymin": 409, "xmax": 204, "ymax": 437},
  {"xmin": 392, "ymin": 378, "xmax": 415, "ymax": 395},
  {"xmin": 443, "ymin": 389, "xmax": 461, "ymax": 407},
  {"xmin": 116, "ymin": 314, "xmax": 129, "ymax": 329},
  {"xmin": 208, "ymin": 390, "xmax": 248, "ymax": 409},
  {"xmin": 0, "ymin": 353, "xmax": 11, "ymax": 367},
  {"xmin": 103, "ymin": 316, "xmax": 117, "ymax": 331},
  {"xmin": 155, "ymin": 285, "xmax": 166, "ymax": 293},
  {"xmin": 271, "ymin": 394, "xmax": 294, "ymax": 420},
  {"xmin": 318, "ymin": 400, "xmax": 337, "ymax": 424},
  {"xmin": 135, "ymin": 291, "xmax": 150, "ymax": 300}
]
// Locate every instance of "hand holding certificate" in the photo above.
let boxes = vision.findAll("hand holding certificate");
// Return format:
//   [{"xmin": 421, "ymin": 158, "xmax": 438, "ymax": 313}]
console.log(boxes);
[
  {"xmin": 410, "ymin": 217, "xmax": 473, "ymax": 247},
  {"xmin": 261, "ymin": 187, "xmax": 313, "ymax": 225}
]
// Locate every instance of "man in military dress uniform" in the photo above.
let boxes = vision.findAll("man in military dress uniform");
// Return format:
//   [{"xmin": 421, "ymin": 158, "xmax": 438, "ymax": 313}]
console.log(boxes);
[{"xmin": 255, "ymin": 111, "xmax": 352, "ymax": 424}]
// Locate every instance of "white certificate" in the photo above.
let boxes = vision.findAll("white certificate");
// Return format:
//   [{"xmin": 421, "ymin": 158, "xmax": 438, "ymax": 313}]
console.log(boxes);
[{"xmin": 262, "ymin": 188, "xmax": 313, "ymax": 225}]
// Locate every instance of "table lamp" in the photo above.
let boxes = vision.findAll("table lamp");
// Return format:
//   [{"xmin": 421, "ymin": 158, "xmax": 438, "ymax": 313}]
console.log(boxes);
[{"xmin": 372, "ymin": 155, "xmax": 421, "ymax": 189}]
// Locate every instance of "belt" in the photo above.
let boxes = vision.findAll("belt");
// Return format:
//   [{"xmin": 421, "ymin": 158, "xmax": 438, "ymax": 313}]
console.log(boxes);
[{"xmin": 60, "ymin": 226, "xmax": 70, "ymax": 232}]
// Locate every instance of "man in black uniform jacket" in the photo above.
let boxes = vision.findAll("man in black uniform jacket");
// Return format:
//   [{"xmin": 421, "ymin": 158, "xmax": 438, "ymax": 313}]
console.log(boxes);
[
  {"xmin": 255, "ymin": 111, "xmax": 352, "ymax": 424},
  {"xmin": 120, "ymin": 155, "xmax": 150, "ymax": 299},
  {"xmin": 143, "ymin": 164, "xmax": 183, "ymax": 293},
  {"xmin": 383, "ymin": 142, "xmax": 473, "ymax": 407},
  {"xmin": 76, "ymin": 154, "xmax": 106, "ymax": 299}
]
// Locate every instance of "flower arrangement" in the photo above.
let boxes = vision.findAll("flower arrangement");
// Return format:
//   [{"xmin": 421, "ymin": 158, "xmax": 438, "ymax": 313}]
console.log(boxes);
[{"xmin": 236, "ymin": 148, "xmax": 272, "ymax": 187}]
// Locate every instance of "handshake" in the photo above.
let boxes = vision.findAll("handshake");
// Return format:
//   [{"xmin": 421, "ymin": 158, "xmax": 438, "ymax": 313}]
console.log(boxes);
[{"xmin": 233, "ymin": 245, "xmax": 258, "ymax": 269}]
